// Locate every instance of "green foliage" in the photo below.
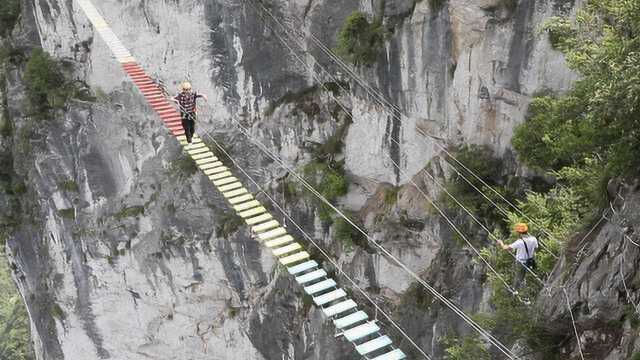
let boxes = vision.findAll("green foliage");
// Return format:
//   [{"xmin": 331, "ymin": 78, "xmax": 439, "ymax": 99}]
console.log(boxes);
[
  {"xmin": 57, "ymin": 208, "xmax": 75, "ymax": 219},
  {"xmin": 169, "ymin": 154, "xmax": 198, "ymax": 177},
  {"xmin": 302, "ymin": 161, "xmax": 348, "ymax": 223},
  {"xmin": 312, "ymin": 117, "xmax": 352, "ymax": 161},
  {"xmin": 335, "ymin": 12, "xmax": 383, "ymax": 66},
  {"xmin": 623, "ymin": 305, "xmax": 640, "ymax": 329},
  {"xmin": 443, "ymin": 335, "xmax": 490, "ymax": 360},
  {"xmin": 333, "ymin": 212, "xmax": 366, "ymax": 251},
  {"xmin": 215, "ymin": 211, "xmax": 243, "ymax": 238},
  {"xmin": 429, "ymin": 0, "xmax": 446, "ymax": 11},
  {"xmin": 402, "ymin": 282, "xmax": 433, "ymax": 310},
  {"xmin": 264, "ymin": 81, "xmax": 348, "ymax": 117},
  {"xmin": 58, "ymin": 180, "xmax": 78, "ymax": 192},
  {"xmin": 23, "ymin": 49, "xmax": 71, "ymax": 119},
  {"xmin": 631, "ymin": 352, "xmax": 640, "ymax": 360},
  {"xmin": 0, "ymin": 258, "xmax": 34, "ymax": 359},
  {"xmin": 443, "ymin": 144, "xmax": 514, "ymax": 231},
  {"xmin": 0, "ymin": 0, "xmax": 20, "ymax": 37},
  {"xmin": 516, "ymin": 1, "xmax": 640, "ymax": 176},
  {"xmin": 542, "ymin": 17, "xmax": 576, "ymax": 50},
  {"xmin": 50, "ymin": 304, "xmax": 65, "ymax": 320},
  {"xmin": 114, "ymin": 205, "xmax": 144, "ymax": 220},
  {"xmin": 384, "ymin": 186, "xmax": 400, "ymax": 206}
]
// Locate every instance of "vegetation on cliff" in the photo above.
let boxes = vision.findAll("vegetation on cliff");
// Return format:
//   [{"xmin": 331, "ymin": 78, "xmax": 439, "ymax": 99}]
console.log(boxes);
[{"xmin": 442, "ymin": 0, "xmax": 640, "ymax": 356}]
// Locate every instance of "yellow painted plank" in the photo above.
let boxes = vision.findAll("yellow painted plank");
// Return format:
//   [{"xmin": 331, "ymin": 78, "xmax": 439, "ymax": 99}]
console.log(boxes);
[
  {"xmin": 257, "ymin": 227, "xmax": 287, "ymax": 241},
  {"xmin": 213, "ymin": 177, "xmax": 238, "ymax": 187},
  {"xmin": 187, "ymin": 147, "xmax": 209, "ymax": 155},
  {"xmin": 265, "ymin": 235, "xmax": 294, "ymax": 248},
  {"xmin": 238, "ymin": 206, "xmax": 266, "ymax": 218},
  {"xmin": 117, "ymin": 56, "xmax": 136, "ymax": 63},
  {"xmin": 201, "ymin": 163, "xmax": 225, "ymax": 171},
  {"xmin": 209, "ymin": 171, "xmax": 232, "ymax": 180},
  {"xmin": 196, "ymin": 158, "xmax": 222, "ymax": 166},
  {"xmin": 233, "ymin": 200, "xmax": 261, "ymax": 212},
  {"xmin": 223, "ymin": 188, "xmax": 248, "ymax": 199},
  {"xmin": 272, "ymin": 243, "xmax": 302, "ymax": 257},
  {"xmin": 251, "ymin": 220, "xmax": 280, "ymax": 233},
  {"xmin": 218, "ymin": 182, "xmax": 242, "ymax": 192},
  {"xmin": 228, "ymin": 194, "xmax": 253, "ymax": 205},
  {"xmin": 245, "ymin": 213, "xmax": 273, "ymax": 226},
  {"xmin": 192, "ymin": 152, "xmax": 216, "ymax": 161},
  {"xmin": 279, "ymin": 251, "xmax": 310, "ymax": 266}
]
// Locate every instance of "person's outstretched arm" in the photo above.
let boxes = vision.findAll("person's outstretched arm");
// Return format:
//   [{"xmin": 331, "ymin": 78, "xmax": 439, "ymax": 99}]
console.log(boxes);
[{"xmin": 496, "ymin": 239, "xmax": 513, "ymax": 251}]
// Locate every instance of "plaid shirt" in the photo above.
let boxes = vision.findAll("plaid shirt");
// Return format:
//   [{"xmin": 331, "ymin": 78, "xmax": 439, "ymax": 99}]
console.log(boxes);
[{"xmin": 174, "ymin": 91, "xmax": 202, "ymax": 113}]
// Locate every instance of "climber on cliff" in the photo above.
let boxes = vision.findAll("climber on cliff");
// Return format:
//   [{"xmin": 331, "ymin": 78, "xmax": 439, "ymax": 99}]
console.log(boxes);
[
  {"xmin": 496, "ymin": 223, "xmax": 539, "ymax": 292},
  {"xmin": 172, "ymin": 81, "xmax": 208, "ymax": 144}
]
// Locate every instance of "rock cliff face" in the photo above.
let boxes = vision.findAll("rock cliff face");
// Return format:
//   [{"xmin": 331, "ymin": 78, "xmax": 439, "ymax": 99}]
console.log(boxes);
[{"xmin": 2, "ymin": 0, "xmax": 638, "ymax": 359}]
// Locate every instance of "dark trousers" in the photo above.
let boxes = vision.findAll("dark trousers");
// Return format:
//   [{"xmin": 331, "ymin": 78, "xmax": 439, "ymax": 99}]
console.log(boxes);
[{"xmin": 181, "ymin": 112, "xmax": 196, "ymax": 142}]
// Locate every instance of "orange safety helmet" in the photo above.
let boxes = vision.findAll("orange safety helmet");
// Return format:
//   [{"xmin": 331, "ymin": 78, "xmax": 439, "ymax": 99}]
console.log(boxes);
[{"xmin": 514, "ymin": 223, "xmax": 528, "ymax": 234}]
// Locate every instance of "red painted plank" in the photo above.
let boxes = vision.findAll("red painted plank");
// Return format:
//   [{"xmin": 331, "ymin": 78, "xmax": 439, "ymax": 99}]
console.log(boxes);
[{"xmin": 149, "ymin": 98, "xmax": 167, "ymax": 103}]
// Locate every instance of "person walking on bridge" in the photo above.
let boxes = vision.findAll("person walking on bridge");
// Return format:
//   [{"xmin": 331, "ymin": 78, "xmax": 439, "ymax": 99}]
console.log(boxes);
[
  {"xmin": 172, "ymin": 81, "xmax": 208, "ymax": 144},
  {"xmin": 496, "ymin": 223, "xmax": 538, "ymax": 292}
]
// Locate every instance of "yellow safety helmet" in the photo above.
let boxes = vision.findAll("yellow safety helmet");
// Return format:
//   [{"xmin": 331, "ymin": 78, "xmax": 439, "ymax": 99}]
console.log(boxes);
[
  {"xmin": 514, "ymin": 223, "xmax": 528, "ymax": 234},
  {"xmin": 181, "ymin": 82, "xmax": 192, "ymax": 91}
]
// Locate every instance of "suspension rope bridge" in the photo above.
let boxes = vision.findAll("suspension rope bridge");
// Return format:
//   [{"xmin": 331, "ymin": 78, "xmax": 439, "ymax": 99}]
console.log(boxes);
[{"xmin": 74, "ymin": 0, "xmax": 407, "ymax": 359}]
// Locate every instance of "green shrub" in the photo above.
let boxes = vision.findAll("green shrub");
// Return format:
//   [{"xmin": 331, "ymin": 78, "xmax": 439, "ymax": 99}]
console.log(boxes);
[
  {"xmin": 335, "ymin": 12, "xmax": 383, "ymax": 66},
  {"xmin": 333, "ymin": 213, "xmax": 366, "ymax": 251},
  {"xmin": 114, "ymin": 205, "xmax": 144, "ymax": 220},
  {"xmin": 312, "ymin": 117, "xmax": 352, "ymax": 162},
  {"xmin": 24, "ymin": 49, "xmax": 69, "ymax": 118},
  {"xmin": 0, "ymin": 258, "xmax": 34, "ymax": 359},
  {"xmin": 215, "ymin": 211, "xmax": 243, "ymax": 238},
  {"xmin": 514, "ymin": 1, "xmax": 640, "ymax": 176},
  {"xmin": 429, "ymin": 0, "xmax": 446, "ymax": 11},
  {"xmin": 402, "ymin": 282, "xmax": 433, "ymax": 310},
  {"xmin": 443, "ymin": 144, "xmax": 513, "ymax": 231},
  {"xmin": 0, "ymin": 0, "xmax": 20, "ymax": 37},
  {"xmin": 631, "ymin": 352, "xmax": 640, "ymax": 360},
  {"xmin": 384, "ymin": 186, "xmax": 400, "ymax": 206},
  {"xmin": 57, "ymin": 208, "xmax": 75, "ymax": 219},
  {"xmin": 58, "ymin": 180, "xmax": 79, "ymax": 192},
  {"xmin": 169, "ymin": 154, "xmax": 198, "ymax": 177},
  {"xmin": 443, "ymin": 335, "xmax": 490, "ymax": 360},
  {"xmin": 542, "ymin": 17, "xmax": 576, "ymax": 50},
  {"xmin": 50, "ymin": 303, "xmax": 65, "ymax": 320},
  {"xmin": 302, "ymin": 161, "xmax": 348, "ymax": 223}
]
